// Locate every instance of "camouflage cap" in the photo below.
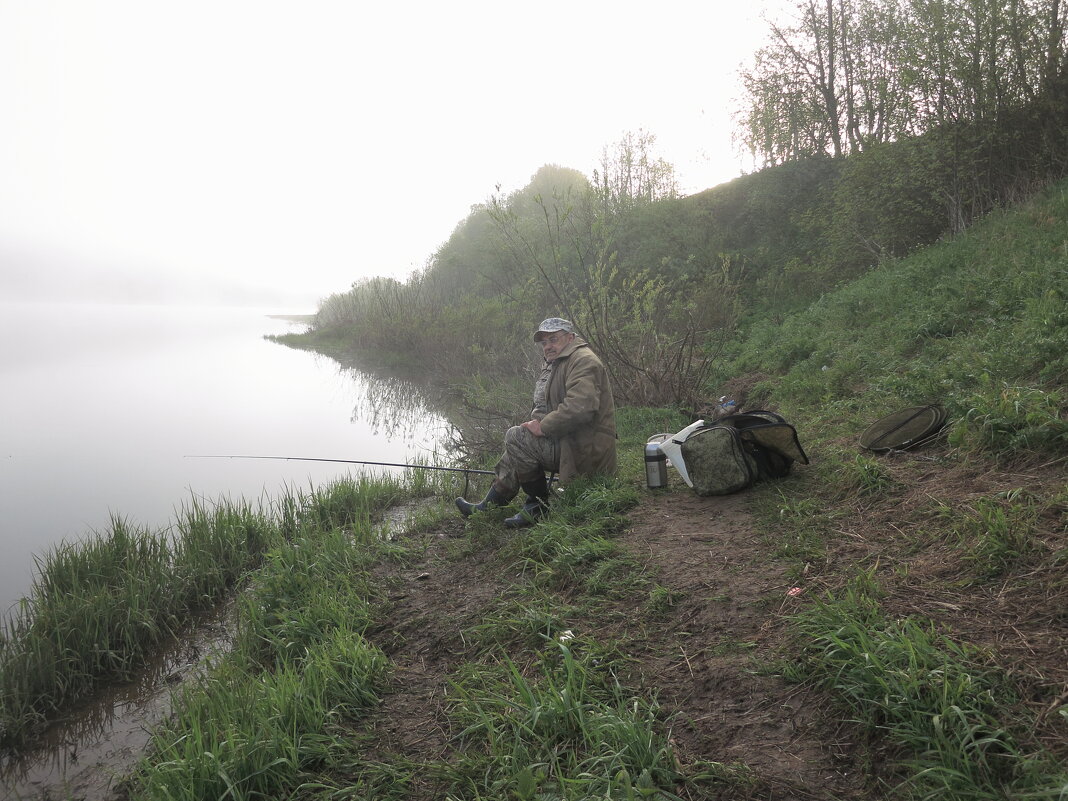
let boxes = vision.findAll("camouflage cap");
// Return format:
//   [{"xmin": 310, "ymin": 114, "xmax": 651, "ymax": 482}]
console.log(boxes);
[{"xmin": 534, "ymin": 317, "xmax": 575, "ymax": 341}]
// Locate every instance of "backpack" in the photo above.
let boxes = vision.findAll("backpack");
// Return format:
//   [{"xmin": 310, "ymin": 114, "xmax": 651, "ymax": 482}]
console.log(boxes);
[{"xmin": 667, "ymin": 410, "xmax": 810, "ymax": 496}]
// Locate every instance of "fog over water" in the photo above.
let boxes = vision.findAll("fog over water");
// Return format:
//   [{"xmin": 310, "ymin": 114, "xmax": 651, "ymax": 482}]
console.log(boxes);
[
  {"xmin": 0, "ymin": 302, "xmax": 448, "ymax": 613},
  {"xmin": 0, "ymin": 2, "xmax": 793, "ymax": 310}
]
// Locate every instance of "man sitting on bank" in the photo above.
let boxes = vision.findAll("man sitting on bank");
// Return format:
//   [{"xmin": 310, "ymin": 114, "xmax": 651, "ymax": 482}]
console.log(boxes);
[{"xmin": 456, "ymin": 317, "xmax": 617, "ymax": 528}]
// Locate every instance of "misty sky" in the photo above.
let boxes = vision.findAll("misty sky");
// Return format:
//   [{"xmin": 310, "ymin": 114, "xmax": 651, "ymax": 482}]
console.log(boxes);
[{"xmin": 1, "ymin": 1, "xmax": 789, "ymax": 310}]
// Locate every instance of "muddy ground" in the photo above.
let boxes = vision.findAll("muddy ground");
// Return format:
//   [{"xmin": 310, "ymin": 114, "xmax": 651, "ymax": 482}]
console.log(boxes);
[{"xmin": 361, "ymin": 489, "xmax": 870, "ymax": 801}]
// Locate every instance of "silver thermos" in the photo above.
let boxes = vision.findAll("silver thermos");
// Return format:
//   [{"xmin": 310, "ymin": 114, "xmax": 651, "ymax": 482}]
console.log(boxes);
[{"xmin": 645, "ymin": 441, "xmax": 668, "ymax": 489}]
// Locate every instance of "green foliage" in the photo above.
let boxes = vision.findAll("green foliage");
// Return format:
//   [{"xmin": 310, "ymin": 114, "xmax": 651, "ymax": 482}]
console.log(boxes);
[
  {"xmin": 446, "ymin": 642, "xmax": 682, "ymax": 801},
  {"xmin": 502, "ymin": 478, "xmax": 645, "ymax": 599},
  {"xmin": 463, "ymin": 592, "xmax": 579, "ymax": 652},
  {"xmin": 290, "ymin": 93, "xmax": 1065, "ymax": 417},
  {"xmin": 131, "ymin": 627, "xmax": 387, "ymax": 800},
  {"xmin": 645, "ymin": 583, "xmax": 684, "ymax": 615},
  {"xmin": 827, "ymin": 137, "xmax": 947, "ymax": 267},
  {"xmin": 937, "ymin": 495, "xmax": 1042, "ymax": 581},
  {"xmin": 593, "ymin": 129, "xmax": 680, "ymax": 212},
  {"xmin": 482, "ymin": 155, "xmax": 741, "ymax": 407},
  {"xmin": 125, "ymin": 501, "xmax": 401, "ymax": 800},
  {"xmin": 237, "ymin": 530, "xmax": 377, "ymax": 667},
  {"xmin": 786, "ymin": 571, "xmax": 1068, "ymax": 799},
  {"xmin": 0, "ymin": 474, "xmax": 431, "ymax": 751},
  {"xmin": 737, "ymin": 0, "xmax": 1067, "ymax": 169},
  {"xmin": 733, "ymin": 2, "xmax": 1068, "ymax": 303},
  {"xmin": 948, "ymin": 381, "xmax": 1068, "ymax": 456},
  {"xmin": 688, "ymin": 759, "xmax": 759, "ymax": 790},
  {"xmin": 756, "ymin": 489, "xmax": 830, "ymax": 564},
  {"xmin": 0, "ymin": 502, "xmax": 279, "ymax": 748},
  {"xmin": 294, "ymin": 473, "xmax": 409, "ymax": 538},
  {"xmin": 720, "ymin": 178, "xmax": 1068, "ymax": 461},
  {"xmin": 841, "ymin": 453, "xmax": 898, "ymax": 497}
]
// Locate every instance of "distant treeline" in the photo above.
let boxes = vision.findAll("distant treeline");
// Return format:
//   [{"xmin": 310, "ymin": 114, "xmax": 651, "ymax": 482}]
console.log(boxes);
[{"xmin": 305, "ymin": 0, "xmax": 1067, "ymax": 410}]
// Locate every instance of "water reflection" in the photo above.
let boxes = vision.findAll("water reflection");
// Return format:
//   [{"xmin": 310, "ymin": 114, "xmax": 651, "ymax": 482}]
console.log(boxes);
[
  {"xmin": 0, "ymin": 602, "xmax": 235, "ymax": 801},
  {"xmin": 0, "ymin": 302, "xmax": 448, "ymax": 615},
  {"xmin": 347, "ymin": 365, "xmax": 446, "ymax": 440}
]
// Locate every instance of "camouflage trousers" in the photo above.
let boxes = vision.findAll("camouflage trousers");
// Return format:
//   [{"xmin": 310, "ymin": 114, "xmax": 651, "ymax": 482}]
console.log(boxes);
[{"xmin": 492, "ymin": 425, "xmax": 559, "ymax": 498}]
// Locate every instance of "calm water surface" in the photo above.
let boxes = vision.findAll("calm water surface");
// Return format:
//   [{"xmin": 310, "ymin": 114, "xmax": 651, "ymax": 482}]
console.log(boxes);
[{"xmin": 0, "ymin": 301, "xmax": 448, "ymax": 613}]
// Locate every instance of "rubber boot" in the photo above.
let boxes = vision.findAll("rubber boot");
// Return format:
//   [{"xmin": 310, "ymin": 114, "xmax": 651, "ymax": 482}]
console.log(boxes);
[
  {"xmin": 503, "ymin": 475, "xmax": 550, "ymax": 529},
  {"xmin": 455, "ymin": 483, "xmax": 509, "ymax": 518}
]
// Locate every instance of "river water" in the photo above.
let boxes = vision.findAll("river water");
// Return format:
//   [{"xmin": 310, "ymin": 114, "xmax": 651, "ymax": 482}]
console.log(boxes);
[{"xmin": 0, "ymin": 301, "xmax": 448, "ymax": 615}]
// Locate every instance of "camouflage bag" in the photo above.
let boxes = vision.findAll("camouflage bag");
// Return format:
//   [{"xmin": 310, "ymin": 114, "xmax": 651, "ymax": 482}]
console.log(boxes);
[{"xmin": 678, "ymin": 411, "xmax": 809, "ymax": 496}]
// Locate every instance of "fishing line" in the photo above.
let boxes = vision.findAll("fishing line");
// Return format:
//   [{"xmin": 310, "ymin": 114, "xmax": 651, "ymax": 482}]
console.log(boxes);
[{"xmin": 185, "ymin": 455, "xmax": 495, "ymax": 497}]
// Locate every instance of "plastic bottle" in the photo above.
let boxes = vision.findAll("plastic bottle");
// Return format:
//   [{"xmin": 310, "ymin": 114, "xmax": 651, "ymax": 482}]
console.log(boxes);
[{"xmin": 713, "ymin": 397, "xmax": 737, "ymax": 419}]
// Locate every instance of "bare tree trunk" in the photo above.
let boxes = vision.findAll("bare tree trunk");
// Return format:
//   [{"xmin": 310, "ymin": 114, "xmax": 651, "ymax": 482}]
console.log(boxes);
[{"xmin": 1043, "ymin": 0, "xmax": 1065, "ymax": 90}]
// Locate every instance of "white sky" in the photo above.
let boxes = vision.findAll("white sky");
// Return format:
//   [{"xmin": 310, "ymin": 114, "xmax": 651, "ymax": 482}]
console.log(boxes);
[{"xmin": 0, "ymin": 0, "xmax": 788, "ymax": 310}]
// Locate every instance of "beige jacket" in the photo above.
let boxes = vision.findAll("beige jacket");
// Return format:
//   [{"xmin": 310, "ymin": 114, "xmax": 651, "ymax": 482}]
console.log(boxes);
[{"xmin": 536, "ymin": 336, "xmax": 617, "ymax": 482}]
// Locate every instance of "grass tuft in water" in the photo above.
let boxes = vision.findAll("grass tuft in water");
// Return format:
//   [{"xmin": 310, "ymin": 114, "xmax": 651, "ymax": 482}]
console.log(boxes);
[
  {"xmin": 126, "ymin": 519, "xmax": 392, "ymax": 800},
  {"xmin": 0, "ymin": 501, "xmax": 277, "ymax": 747},
  {"xmin": 0, "ymin": 472, "xmax": 421, "ymax": 749}
]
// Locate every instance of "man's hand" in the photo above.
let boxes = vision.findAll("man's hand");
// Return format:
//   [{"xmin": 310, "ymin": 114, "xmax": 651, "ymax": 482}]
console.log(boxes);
[{"xmin": 521, "ymin": 419, "xmax": 545, "ymax": 437}]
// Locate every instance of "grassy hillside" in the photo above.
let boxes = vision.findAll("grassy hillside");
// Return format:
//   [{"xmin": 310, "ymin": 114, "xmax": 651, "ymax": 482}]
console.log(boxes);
[
  {"xmin": 290, "ymin": 86, "xmax": 1066, "ymax": 415},
  {"xmin": 716, "ymin": 177, "xmax": 1068, "ymax": 460}
]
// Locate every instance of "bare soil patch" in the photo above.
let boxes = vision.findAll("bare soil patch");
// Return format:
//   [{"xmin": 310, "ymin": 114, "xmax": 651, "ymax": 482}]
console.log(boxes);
[
  {"xmin": 607, "ymin": 491, "xmax": 869, "ymax": 800},
  {"xmin": 359, "ymin": 492, "xmax": 874, "ymax": 800}
]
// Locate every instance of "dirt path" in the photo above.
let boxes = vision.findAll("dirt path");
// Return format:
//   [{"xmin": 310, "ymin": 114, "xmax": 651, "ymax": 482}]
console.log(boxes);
[
  {"xmin": 361, "ymin": 492, "xmax": 872, "ymax": 800},
  {"xmin": 613, "ymin": 491, "xmax": 867, "ymax": 799}
]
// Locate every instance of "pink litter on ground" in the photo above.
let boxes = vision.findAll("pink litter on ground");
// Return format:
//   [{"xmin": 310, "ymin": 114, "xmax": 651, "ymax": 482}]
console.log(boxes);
[{"xmin": 787, "ymin": 587, "xmax": 803, "ymax": 597}]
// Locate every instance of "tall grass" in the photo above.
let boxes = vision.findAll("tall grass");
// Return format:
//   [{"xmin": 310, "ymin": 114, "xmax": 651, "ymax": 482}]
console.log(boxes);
[
  {"xmin": 937, "ymin": 494, "xmax": 1042, "ymax": 581},
  {"xmin": 127, "ymin": 525, "xmax": 390, "ymax": 801},
  {"xmin": 123, "ymin": 462, "xmax": 669, "ymax": 800},
  {"xmin": 0, "ymin": 502, "xmax": 275, "ymax": 747},
  {"xmin": 0, "ymin": 473, "xmax": 424, "ymax": 749},
  {"xmin": 294, "ymin": 473, "xmax": 408, "ymax": 538},
  {"xmin": 131, "ymin": 631, "xmax": 385, "ymax": 801},
  {"xmin": 478, "ymin": 477, "xmax": 645, "ymax": 601},
  {"xmin": 463, "ymin": 590, "xmax": 580, "ymax": 652},
  {"xmin": 431, "ymin": 451, "xmax": 696, "ymax": 798},
  {"xmin": 719, "ymin": 179, "xmax": 1068, "ymax": 461},
  {"xmin": 446, "ymin": 641, "xmax": 682, "ymax": 801},
  {"xmin": 786, "ymin": 570, "xmax": 1068, "ymax": 799}
]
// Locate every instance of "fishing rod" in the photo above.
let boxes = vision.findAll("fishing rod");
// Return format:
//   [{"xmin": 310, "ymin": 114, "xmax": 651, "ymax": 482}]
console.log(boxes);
[
  {"xmin": 184, "ymin": 457, "xmax": 495, "ymax": 495},
  {"xmin": 186, "ymin": 454, "xmax": 494, "ymax": 476}
]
